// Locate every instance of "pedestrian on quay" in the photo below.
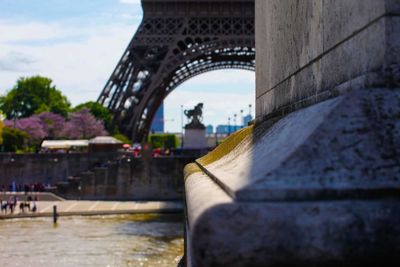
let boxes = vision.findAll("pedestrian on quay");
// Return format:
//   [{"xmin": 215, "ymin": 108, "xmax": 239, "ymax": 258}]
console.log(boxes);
[
  {"xmin": 0, "ymin": 199, "xmax": 6, "ymax": 214},
  {"xmin": 8, "ymin": 196, "xmax": 14, "ymax": 214},
  {"xmin": 1, "ymin": 202, "xmax": 7, "ymax": 214},
  {"xmin": 32, "ymin": 201, "xmax": 37, "ymax": 213},
  {"xmin": 25, "ymin": 200, "xmax": 31, "ymax": 212},
  {"xmin": 19, "ymin": 202, "xmax": 25, "ymax": 213}
]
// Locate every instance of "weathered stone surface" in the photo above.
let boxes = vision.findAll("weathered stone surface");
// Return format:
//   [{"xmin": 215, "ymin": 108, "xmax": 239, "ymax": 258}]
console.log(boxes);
[
  {"xmin": 185, "ymin": 89, "xmax": 400, "ymax": 267},
  {"xmin": 256, "ymin": 0, "xmax": 400, "ymax": 120},
  {"xmin": 190, "ymin": 199, "xmax": 400, "ymax": 267},
  {"xmin": 184, "ymin": 1, "xmax": 400, "ymax": 266},
  {"xmin": 322, "ymin": 0, "xmax": 387, "ymax": 49},
  {"xmin": 203, "ymin": 89, "xmax": 400, "ymax": 201},
  {"xmin": 256, "ymin": 0, "xmax": 323, "ymax": 97}
]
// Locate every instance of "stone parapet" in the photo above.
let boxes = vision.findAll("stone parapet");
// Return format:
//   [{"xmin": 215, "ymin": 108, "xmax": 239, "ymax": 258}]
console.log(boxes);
[{"xmin": 184, "ymin": 88, "xmax": 400, "ymax": 266}]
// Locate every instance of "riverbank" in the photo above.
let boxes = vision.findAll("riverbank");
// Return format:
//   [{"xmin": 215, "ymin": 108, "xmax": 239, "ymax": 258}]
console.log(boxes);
[{"xmin": 0, "ymin": 200, "xmax": 183, "ymax": 220}]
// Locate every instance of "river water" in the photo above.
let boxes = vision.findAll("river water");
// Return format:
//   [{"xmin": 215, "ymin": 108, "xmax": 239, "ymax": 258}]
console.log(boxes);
[{"xmin": 0, "ymin": 214, "xmax": 183, "ymax": 267}]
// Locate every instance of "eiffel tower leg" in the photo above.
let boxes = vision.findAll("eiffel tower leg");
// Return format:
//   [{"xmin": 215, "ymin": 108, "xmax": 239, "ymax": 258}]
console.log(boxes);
[{"xmin": 98, "ymin": 0, "xmax": 255, "ymax": 142}]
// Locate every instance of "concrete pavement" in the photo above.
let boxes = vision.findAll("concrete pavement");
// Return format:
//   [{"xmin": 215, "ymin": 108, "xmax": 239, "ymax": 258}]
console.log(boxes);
[{"xmin": 0, "ymin": 200, "xmax": 183, "ymax": 219}]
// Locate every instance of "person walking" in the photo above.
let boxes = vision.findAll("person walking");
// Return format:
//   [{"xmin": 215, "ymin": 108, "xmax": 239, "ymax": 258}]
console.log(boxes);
[
  {"xmin": 19, "ymin": 202, "xmax": 25, "ymax": 213},
  {"xmin": 0, "ymin": 199, "xmax": 6, "ymax": 214},
  {"xmin": 32, "ymin": 201, "xmax": 37, "ymax": 213},
  {"xmin": 8, "ymin": 196, "xmax": 14, "ymax": 214}
]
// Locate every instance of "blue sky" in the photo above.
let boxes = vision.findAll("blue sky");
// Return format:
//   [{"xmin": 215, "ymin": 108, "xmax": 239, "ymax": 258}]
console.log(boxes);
[{"xmin": 0, "ymin": 0, "xmax": 255, "ymax": 132}]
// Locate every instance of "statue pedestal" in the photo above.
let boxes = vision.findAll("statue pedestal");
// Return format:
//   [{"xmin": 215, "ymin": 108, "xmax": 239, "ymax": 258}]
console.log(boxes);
[{"xmin": 184, "ymin": 128, "xmax": 207, "ymax": 149}]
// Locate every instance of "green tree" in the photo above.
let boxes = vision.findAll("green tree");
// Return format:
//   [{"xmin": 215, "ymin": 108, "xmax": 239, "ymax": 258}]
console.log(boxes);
[
  {"xmin": 73, "ymin": 101, "xmax": 113, "ymax": 131},
  {"xmin": 148, "ymin": 133, "xmax": 180, "ymax": 149},
  {"xmin": 113, "ymin": 133, "xmax": 132, "ymax": 145},
  {"xmin": 1, "ymin": 127, "xmax": 29, "ymax": 152},
  {"xmin": 0, "ymin": 76, "xmax": 71, "ymax": 119},
  {"xmin": 0, "ymin": 120, "xmax": 3, "ymax": 145}
]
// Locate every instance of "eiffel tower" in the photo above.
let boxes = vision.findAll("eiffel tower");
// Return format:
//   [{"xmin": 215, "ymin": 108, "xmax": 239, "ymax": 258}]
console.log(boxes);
[{"xmin": 97, "ymin": 0, "xmax": 255, "ymax": 142}]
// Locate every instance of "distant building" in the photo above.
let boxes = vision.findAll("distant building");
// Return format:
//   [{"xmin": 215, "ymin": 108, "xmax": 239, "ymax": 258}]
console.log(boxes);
[
  {"xmin": 216, "ymin": 124, "xmax": 241, "ymax": 134},
  {"xmin": 150, "ymin": 103, "xmax": 164, "ymax": 133},
  {"xmin": 206, "ymin": 124, "xmax": 214, "ymax": 134},
  {"xmin": 243, "ymin": 114, "xmax": 253, "ymax": 126}
]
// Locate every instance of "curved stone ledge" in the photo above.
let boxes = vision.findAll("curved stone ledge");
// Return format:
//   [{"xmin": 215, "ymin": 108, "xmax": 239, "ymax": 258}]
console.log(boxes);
[
  {"xmin": 184, "ymin": 88, "xmax": 400, "ymax": 267},
  {"xmin": 197, "ymin": 88, "xmax": 400, "ymax": 202}
]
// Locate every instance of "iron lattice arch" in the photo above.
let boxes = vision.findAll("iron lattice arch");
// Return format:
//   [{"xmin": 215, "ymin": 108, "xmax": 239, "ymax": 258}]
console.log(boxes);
[{"xmin": 97, "ymin": 0, "xmax": 255, "ymax": 142}]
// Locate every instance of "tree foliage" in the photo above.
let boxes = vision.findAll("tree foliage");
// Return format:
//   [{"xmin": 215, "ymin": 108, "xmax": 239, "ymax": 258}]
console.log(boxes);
[
  {"xmin": 62, "ymin": 108, "xmax": 107, "ymax": 139},
  {"xmin": 148, "ymin": 134, "xmax": 180, "ymax": 149},
  {"xmin": 73, "ymin": 101, "xmax": 112, "ymax": 131},
  {"xmin": 3, "ymin": 109, "xmax": 107, "ymax": 143},
  {"xmin": 37, "ymin": 112, "xmax": 66, "ymax": 139},
  {"xmin": 4, "ymin": 116, "xmax": 46, "ymax": 144},
  {"xmin": 4, "ymin": 111, "xmax": 66, "ymax": 143},
  {"xmin": 0, "ymin": 76, "xmax": 113, "ymax": 151},
  {"xmin": 0, "ymin": 120, "xmax": 3, "ymax": 145},
  {"xmin": 1, "ymin": 127, "xmax": 29, "ymax": 152},
  {"xmin": 0, "ymin": 76, "xmax": 71, "ymax": 119},
  {"xmin": 113, "ymin": 133, "xmax": 132, "ymax": 145}
]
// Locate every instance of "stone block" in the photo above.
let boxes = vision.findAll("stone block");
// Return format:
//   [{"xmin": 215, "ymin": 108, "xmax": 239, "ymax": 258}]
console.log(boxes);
[
  {"xmin": 185, "ymin": 89, "xmax": 400, "ymax": 266},
  {"xmin": 184, "ymin": 129, "xmax": 207, "ymax": 149},
  {"xmin": 321, "ymin": 16, "xmax": 387, "ymax": 91},
  {"xmin": 256, "ymin": 0, "xmax": 323, "ymax": 98},
  {"xmin": 322, "ymin": 0, "xmax": 386, "ymax": 50},
  {"xmin": 256, "ymin": 0, "xmax": 400, "ymax": 120}
]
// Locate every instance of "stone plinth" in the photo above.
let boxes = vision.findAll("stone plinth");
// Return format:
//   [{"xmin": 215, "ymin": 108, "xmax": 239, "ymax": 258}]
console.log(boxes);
[
  {"xmin": 184, "ymin": 128, "xmax": 207, "ymax": 149},
  {"xmin": 184, "ymin": 88, "xmax": 400, "ymax": 266},
  {"xmin": 183, "ymin": 0, "xmax": 400, "ymax": 265}
]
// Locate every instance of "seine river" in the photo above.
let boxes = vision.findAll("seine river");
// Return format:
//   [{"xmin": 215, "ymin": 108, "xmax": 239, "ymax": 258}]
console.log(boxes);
[{"xmin": 0, "ymin": 214, "xmax": 183, "ymax": 267}]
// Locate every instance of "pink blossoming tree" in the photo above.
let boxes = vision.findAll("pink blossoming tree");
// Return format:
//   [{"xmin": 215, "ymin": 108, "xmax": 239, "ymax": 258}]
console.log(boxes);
[
  {"xmin": 37, "ymin": 112, "xmax": 66, "ymax": 139},
  {"xmin": 62, "ymin": 108, "xmax": 107, "ymax": 139}
]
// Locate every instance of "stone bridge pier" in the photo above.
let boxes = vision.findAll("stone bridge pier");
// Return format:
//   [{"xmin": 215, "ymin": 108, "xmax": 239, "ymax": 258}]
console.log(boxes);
[{"xmin": 183, "ymin": 1, "xmax": 400, "ymax": 266}]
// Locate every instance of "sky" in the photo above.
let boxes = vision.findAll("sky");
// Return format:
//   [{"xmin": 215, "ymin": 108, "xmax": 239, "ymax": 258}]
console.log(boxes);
[{"xmin": 0, "ymin": 0, "xmax": 255, "ymax": 132}]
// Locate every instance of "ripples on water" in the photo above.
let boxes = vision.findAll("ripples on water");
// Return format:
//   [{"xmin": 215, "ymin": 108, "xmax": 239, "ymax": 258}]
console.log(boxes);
[{"xmin": 0, "ymin": 214, "xmax": 184, "ymax": 267}]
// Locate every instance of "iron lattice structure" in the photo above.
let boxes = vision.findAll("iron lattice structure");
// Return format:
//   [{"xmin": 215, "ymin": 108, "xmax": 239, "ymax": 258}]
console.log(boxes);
[{"xmin": 98, "ymin": 0, "xmax": 255, "ymax": 142}]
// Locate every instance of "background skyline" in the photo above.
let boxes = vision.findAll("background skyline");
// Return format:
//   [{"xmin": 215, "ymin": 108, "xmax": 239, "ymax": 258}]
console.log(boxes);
[{"xmin": 0, "ymin": 0, "xmax": 255, "ymax": 132}]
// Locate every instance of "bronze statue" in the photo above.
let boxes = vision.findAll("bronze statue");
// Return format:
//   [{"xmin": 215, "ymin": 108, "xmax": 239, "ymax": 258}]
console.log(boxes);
[{"xmin": 184, "ymin": 103, "xmax": 205, "ymax": 129}]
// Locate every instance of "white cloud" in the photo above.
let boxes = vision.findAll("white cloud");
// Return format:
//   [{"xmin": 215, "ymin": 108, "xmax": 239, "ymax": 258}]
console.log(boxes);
[
  {"xmin": 0, "ymin": 51, "xmax": 37, "ymax": 72},
  {"xmin": 0, "ymin": 20, "xmax": 137, "ymax": 105}
]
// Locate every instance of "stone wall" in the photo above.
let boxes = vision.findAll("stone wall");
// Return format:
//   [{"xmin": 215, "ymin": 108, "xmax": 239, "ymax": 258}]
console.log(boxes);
[
  {"xmin": 0, "ymin": 152, "xmax": 121, "ymax": 185},
  {"xmin": 256, "ymin": 0, "xmax": 400, "ymax": 120},
  {"xmin": 0, "ymin": 153, "xmax": 194, "ymax": 200}
]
